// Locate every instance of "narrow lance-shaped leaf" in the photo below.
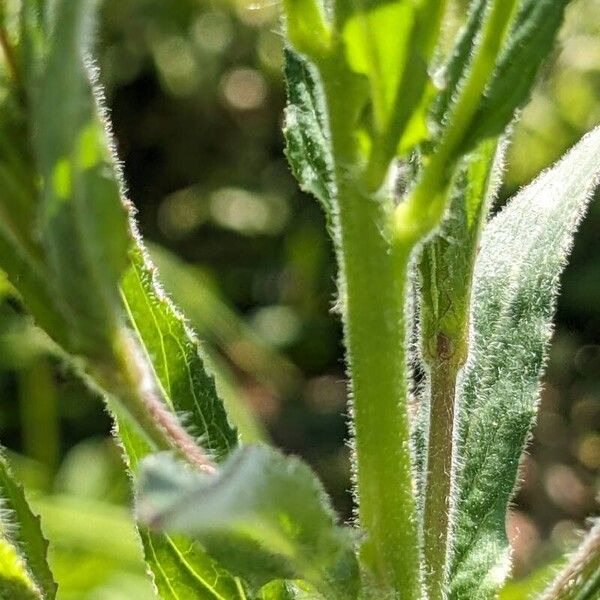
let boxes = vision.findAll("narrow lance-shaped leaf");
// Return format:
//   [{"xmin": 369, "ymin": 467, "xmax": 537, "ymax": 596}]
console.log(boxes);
[
  {"xmin": 449, "ymin": 127, "xmax": 600, "ymax": 599},
  {"xmin": 33, "ymin": 0, "xmax": 130, "ymax": 356},
  {"xmin": 121, "ymin": 245, "xmax": 238, "ymax": 462},
  {"xmin": 430, "ymin": 0, "xmax": 486, "ymax": 129},
  {"xmin": 137, "ymin": 446, "xmax": 359, "ymax": 598},
  {"xmin": 0, "ymin": 452, "xmax": 56, "ymax": 599},
  {"xmin": 283, "ymin": 48, "xmax": 336, "ymax": 224},
  {"xmin": 463, "ymin": 0, "xmax": 570, "ymax": 150}
]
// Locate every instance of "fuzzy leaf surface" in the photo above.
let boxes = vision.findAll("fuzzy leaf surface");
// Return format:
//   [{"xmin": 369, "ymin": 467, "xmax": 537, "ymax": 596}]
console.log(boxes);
[
  {"xmin": 430, "ymin": 0, "xmax": 486, "ymax": 128},
  {"xmin": 449, "ymin": 127, "xmax": 600, "ymax": 598},
  {"xmin": 33, "ymin": 0, "xmax": 130, "ymax": 356},
  {"xmin": 0, "ymin": 453, "xmax": 56, "ymax": 599},
  {"xmin": 137, "ymin": 446, "xmax": 359, "ymax": 597},
  {"xmin": 121, "ymin": 247, "xmax": 238, "ymax": 462},
  {"xmin": 464, "ymin": 0, "xmax": 570, "ymax": 149},
  {"xmin": 283, "ymin": 48, "xmax": 335, "ymax": 220},
  {"xmin": 117, "ymin": 413, "xmax": 244, "ymax": 600}
]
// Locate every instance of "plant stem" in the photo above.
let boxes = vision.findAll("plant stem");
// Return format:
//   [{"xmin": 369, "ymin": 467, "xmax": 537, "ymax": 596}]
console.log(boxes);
[
  {"xmin": 422, "ymin": 354, "xmax": 462, "ymax": 600},
  {"xmin": 418, "ymin": 141, "xmax": 499, "ymax": 599},
  {"xmin": 334, "ymin": 176, "xmax": 419, "ymax": 596},
  {"xmin": 394, "ymin": 0, "xmax": 518, "ymax": 246},
  {"xmin": 96, "ymin": 328, "xmax": 216, "ymax": 474}
]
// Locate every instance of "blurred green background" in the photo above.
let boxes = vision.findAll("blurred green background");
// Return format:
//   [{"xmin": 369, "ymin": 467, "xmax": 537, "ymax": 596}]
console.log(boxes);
[{"xmin": 1, "ymin": 0, "xmax": 600, "ymax": 597}]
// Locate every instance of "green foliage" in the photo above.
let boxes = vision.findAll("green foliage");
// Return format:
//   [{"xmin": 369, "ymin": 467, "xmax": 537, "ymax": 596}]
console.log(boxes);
[
  {"xmin": 121, "ymin": 247, "xmax": 238, "ymax": 461},
  {"xmin": 0, "ymin": 453, "xmax": 55, "ymax": 599},
  {"xmin": 283, "ymin": 48, "xmax": 335, "ymax": 222},
  {"xmin": 33, "ymin": 0, "xmax": 130, "ymax": 357},
  {"xmin": 137, "ymin": 446, "xmax": 358, "ymax": 598},
  {"xmin": 450, "ymin": 127, "xmax": 600, "ymax": 599},
  {"xmin": 0, "ymin": 0, "xmax": 599, "ymax": 599}
]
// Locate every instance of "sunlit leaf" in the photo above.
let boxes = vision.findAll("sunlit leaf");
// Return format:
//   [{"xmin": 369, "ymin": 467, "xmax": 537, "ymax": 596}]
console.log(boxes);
[
  {"xmin": 0, "ymin": 454, "xmax": 56, "ymax": 599},
  {"xmin": 137, "ymin": 446, "xmax": 359, "ymax": 598},
  {"xmin": 342, "ymin": 0, "xmax": 415, "ymax": 131},
  {"xmin": 33, "ymin": 0, "xmax": 130, "ymax": 356},
  {"xmin": 463, "ymin": 0, "xmax": 570, "ymax": 149},
  {"xmin": 449, "ymin": 127, "xmax": 600, "ymax": 598},
  {"xmin": 117, "ymin": 412, "xmax": 245, "ymax": 600},
  {"xmin": 283, "ymin": 48, "xmax": 336, "ymax": 223},
  {"xmin": 121, "ymin": 246, "xmax": 238, "ymax": 462}
]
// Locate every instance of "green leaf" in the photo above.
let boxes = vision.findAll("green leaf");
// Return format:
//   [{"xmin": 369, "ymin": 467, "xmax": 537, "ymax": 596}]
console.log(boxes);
[
  {"xmin": 430, "ymin": 0, "xmax": 486, "ymax": 129},
  {"xmin": 0, "ymin": 539, "xmax": 42, "ymax": 600},
  {"xmin": 283, "ymin": 48, "xmax": 336, "ymax": 222},
  {"xmin": 463, "ymin": 0, "xmax": 570, "ymax": 149},
  {"xmin": 342, "ymin": 0, "xmax": 415, "ymax": 131},
  {"xmin": 120, "ymin": 246, "xmax": 238, "ymax": 462},
  {"xmin": 116, "ymin": 411, "xmax": 244, "ymax": 600},
  {"xmin": 137, "ymin": 446, "xmax": 359, "ymax": 598},
  {"xmin": 32, "ymin": 0, "xmax": 130, "ymax": 356},
  {"xmin": 449, "ymin": 127, "xmax": 600, "ymax": 599},
  {"xmin": 0, "ymin": 453, "xmax": 56, "ymax": 599},
  {"xmin": 258, "ymin": 579, "xmax": 322, "ymax": 599}
]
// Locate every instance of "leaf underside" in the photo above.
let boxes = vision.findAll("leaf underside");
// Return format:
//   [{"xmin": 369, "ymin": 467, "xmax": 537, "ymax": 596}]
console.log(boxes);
[
  {"xmin": 449, "ymin": 127, "xmax": 600, "ymax": 599},
  {"xmin": 137, "ymin": 446, "xmax": 359, "ymax": 598}
]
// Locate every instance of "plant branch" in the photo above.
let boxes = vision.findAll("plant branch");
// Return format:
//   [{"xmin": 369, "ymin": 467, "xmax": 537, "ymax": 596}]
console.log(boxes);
[
  {"xmin": 540, "ymin": 520, "xmax": 600, "ymax": 600},
  {"xmin": 418, "ymin": 141, "xmax": 499, "ymax": 600},
  {"xmin": 394, "ymin": 0, "xmax": 517, "ymax": 246},
  {"xmin": 96, "ymin": 328, "xmax": 217, "ymax": 474}
]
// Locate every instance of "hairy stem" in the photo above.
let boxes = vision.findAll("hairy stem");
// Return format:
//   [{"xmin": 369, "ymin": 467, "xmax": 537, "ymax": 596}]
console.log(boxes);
[
  {"xmin": 422, "ymin": 354, "xmax": 462, "ymax": 600},
  {"xmin": 418, "ymin": 141, "xmax": 499, "ymax": 599},
  {"xmin": 334, "ymin": 177, "xmax": 419, "ymax": 595}
]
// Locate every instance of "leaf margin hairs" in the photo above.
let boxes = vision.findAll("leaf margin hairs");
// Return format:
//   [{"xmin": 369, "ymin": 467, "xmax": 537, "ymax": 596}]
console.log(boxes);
[{"xmin": 449, "ymin": 126, "xmax": 600, "ymax": 599}]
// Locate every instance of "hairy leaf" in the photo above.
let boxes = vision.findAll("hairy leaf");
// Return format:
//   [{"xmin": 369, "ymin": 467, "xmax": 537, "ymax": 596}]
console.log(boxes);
[
  {"xmin": 121, "ymin": 246, "xmax": 238, "ymax": 462},
  {"xmin": 430, "ymin": 0, "xmax": 486, "ymax": 129},
  {"xmin": 117, "ymin": 412, "xmax": 244, "ymax": 600},
  {"xmin": 33, "ymin": 0, "xmax": 130, "ymax": 356},
  {"xmin": 0, "ymin": 538, "xmax": 42, "ymax": 600},
  {"xmin": 137, "ymin": 446, "xmax": 359, "ymax": 597},
  {"xmin": 464, "ymin": 0, "xmax": 570, "ymax": 149},
  {"xmin": 0, "ymin": 453, "xmax": 56, "ymax": 599},
  {"xmin": 449, "ymin": 127, "xmax": 600, "ymax": 598},
  {"xmin": 283, "ymin": 48, "xmax": 336, "ymax": 221}
]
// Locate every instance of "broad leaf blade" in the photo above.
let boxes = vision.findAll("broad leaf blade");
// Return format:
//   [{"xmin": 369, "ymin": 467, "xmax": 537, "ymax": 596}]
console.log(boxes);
[
  {"xmin": 33, "ymin": 0, "xmax": 130, "ymax": 356},
  {"xmin": 121, "ymin": 246, "xmax": 238, "ymax": 462},
  {"xmin": 0, "ymin": 453, "xmax": 56, "ymax": 599},
  {"xmin": 116, "ymin": 412, "xmax": 244, "ymax": 600},
  {"xmin": 137, "ymin": 446, "xmax": 359, "ymax": 598},
  {"xmin": 283, "ymin": 48, "xmax": 336, "ymax": 222},
  {"xmin": 449, "ymin": 127, "xmax": 600, "ymax": 598}
]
